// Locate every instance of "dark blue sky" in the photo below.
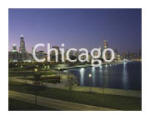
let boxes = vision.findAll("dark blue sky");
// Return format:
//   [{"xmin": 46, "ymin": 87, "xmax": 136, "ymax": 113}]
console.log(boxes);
[{"xmin": 9, "ymin": 9, "xmax": 141, "ymax": 53}]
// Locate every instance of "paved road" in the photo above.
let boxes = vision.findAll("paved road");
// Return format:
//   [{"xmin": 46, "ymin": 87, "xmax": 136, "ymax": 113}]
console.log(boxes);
[{"xmin": 9, "ymin": 90, "xmax": 118, "ymax": 111}]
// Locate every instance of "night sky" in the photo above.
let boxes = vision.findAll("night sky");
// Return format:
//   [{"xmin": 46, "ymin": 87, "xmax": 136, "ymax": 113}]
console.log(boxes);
[{"xmin": 9, "ymin": 9, "xmax": 141, "ymax": 53}]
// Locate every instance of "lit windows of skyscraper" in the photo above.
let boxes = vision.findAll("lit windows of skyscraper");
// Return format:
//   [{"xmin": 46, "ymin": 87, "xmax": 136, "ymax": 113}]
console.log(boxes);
[
  {"xmin": 19, "ymin": 34, "xmax": 26, "ymax": 53},
  {"xmin": 9, "ymin": 44, "xmax": 19, "ymax": 62},
  {"xmin": 19, "ymin": 34, "xmax": 27, "ymax": 60},
  {"xmin": 104, "ymin": 40, "xmax": 108, "ymax": 49}
]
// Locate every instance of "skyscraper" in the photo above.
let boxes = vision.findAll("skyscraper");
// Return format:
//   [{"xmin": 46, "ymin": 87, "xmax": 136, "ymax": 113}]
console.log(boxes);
[
  {"xmin": 9, "ymin": 43, "xmax": 19, "ymax": 62},
  {"xmin": 19, "ymin": 34, "xmax": 26, "ymax": 53},
  {"xmin": 103, "ymin": 40, "xmax": 111, "ymax": 61},
  {"xmin": 19, "ymin": 34, "xmax": 26, "ymax": 60},
  {"xmin": 12, "ymin": 44, "xmax": 17, "ymax": 52},
  {"xmin": 104, "ymin": 40, "xmax": 108, "ymax": 49}
]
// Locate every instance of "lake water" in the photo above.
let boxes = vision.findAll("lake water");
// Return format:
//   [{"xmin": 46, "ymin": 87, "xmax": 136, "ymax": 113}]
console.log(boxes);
[{"xmin": 69, "ymin": 62, "xmax": 141, "ymax": 91}]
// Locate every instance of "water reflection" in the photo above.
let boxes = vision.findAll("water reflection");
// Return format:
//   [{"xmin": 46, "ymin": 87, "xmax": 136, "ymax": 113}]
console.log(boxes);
[
  {"xmin": 79, "ymin": 68, "xmax": 85, "ymax": 86},
  {"xmin": 103, "ymin": 65, "xmax": 109, "ymax": 88},
  {"xmin": 92, "ymin": 67, "xmax": 96, "ymax": 86},
  {"xmin": 99, "ymin": 65, "xmax": 103, "ymax": 87},
  {"xmin": 122, "ymin": 63, "xmax": 128, "ymax": 89},
  {"xmin": 73, "ymin": 62, "xmax": 141, "ymax": 90}
]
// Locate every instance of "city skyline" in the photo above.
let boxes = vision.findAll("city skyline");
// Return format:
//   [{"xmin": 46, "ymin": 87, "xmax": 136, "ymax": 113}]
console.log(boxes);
[
  {"xmin": 8, "ymin": 9, "xmax": 142, "ymax": 111},
  {"xmin": 9, "ymin": 9, "xmax": 141, "ymax": 53}
]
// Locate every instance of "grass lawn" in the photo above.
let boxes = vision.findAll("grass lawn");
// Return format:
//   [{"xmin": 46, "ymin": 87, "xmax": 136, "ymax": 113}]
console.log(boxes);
[
  {"xmin": 9, "ymin": 81, "xmax": 141, "ymax": 110},
  {"xmin": 9, "ymin": 70, "xmax": 57, "ymax": 77},
  {"xmin": 20, "ymin": 76, "xmax": 60, "ymax": 83},
  {"xmin": 9, "ymin": 98, "xmax": 57, "ymax": 111}
]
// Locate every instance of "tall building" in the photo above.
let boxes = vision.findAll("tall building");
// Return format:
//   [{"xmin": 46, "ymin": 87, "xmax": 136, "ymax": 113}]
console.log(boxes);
[
  {"xmin": 19, "ymin": 34, "xmax": 27, "ymax": 61},
  {"xmin": 9, "ymin": 44, "xmax": 19, "ymax": 62},
  {"xmin": 104, "ymin": 40, "xmax": 108, "ymax": 49},
  {"xmin": 103, "ymin": 40, "xmax": 112, "ymax": 62},
  {"xmin": 12, "ymin": 44, "xmax": 17, "ymax": 52},
  {"xmin": 19, "ymin": 34, "xmax": 26, "ymax": 53}
]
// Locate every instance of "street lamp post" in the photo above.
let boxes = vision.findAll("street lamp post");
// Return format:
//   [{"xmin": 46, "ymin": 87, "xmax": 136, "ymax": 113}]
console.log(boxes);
[{"xmin": 34, "ymin": 68, "xmax": 38, "ymax": 105}]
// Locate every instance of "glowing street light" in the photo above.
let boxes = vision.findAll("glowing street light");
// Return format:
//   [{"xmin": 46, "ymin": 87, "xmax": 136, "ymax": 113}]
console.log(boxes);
[
  {"xmin": 34, "ymin": 68, "xmax": 38, "ymax": 72},
  {"xmin": 88, "ymin": 73, "xmax": 92, "ymax": 78}
]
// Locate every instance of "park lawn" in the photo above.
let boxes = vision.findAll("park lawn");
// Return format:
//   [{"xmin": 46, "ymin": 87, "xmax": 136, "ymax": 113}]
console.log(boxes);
[
  {"xmin": 9, "ymin": 98, "xmax": 57, "ymax": 111},
  {"xmin": 9, "ymin": 81, "xmax": 141, "ymax": 110},
  {"xmin": 20, "ymin": 75, "xmax": 60, "ymax": 83},
  {"xmin": 9, "ymin": 70, "xmax": 57, "ymax": 77}
]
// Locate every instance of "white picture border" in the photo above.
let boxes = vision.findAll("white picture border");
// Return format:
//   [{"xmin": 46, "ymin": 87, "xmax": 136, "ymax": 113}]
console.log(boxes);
[{"xmin": 0, "ymin": 0, "xmax": 149, "ymax": 119}]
